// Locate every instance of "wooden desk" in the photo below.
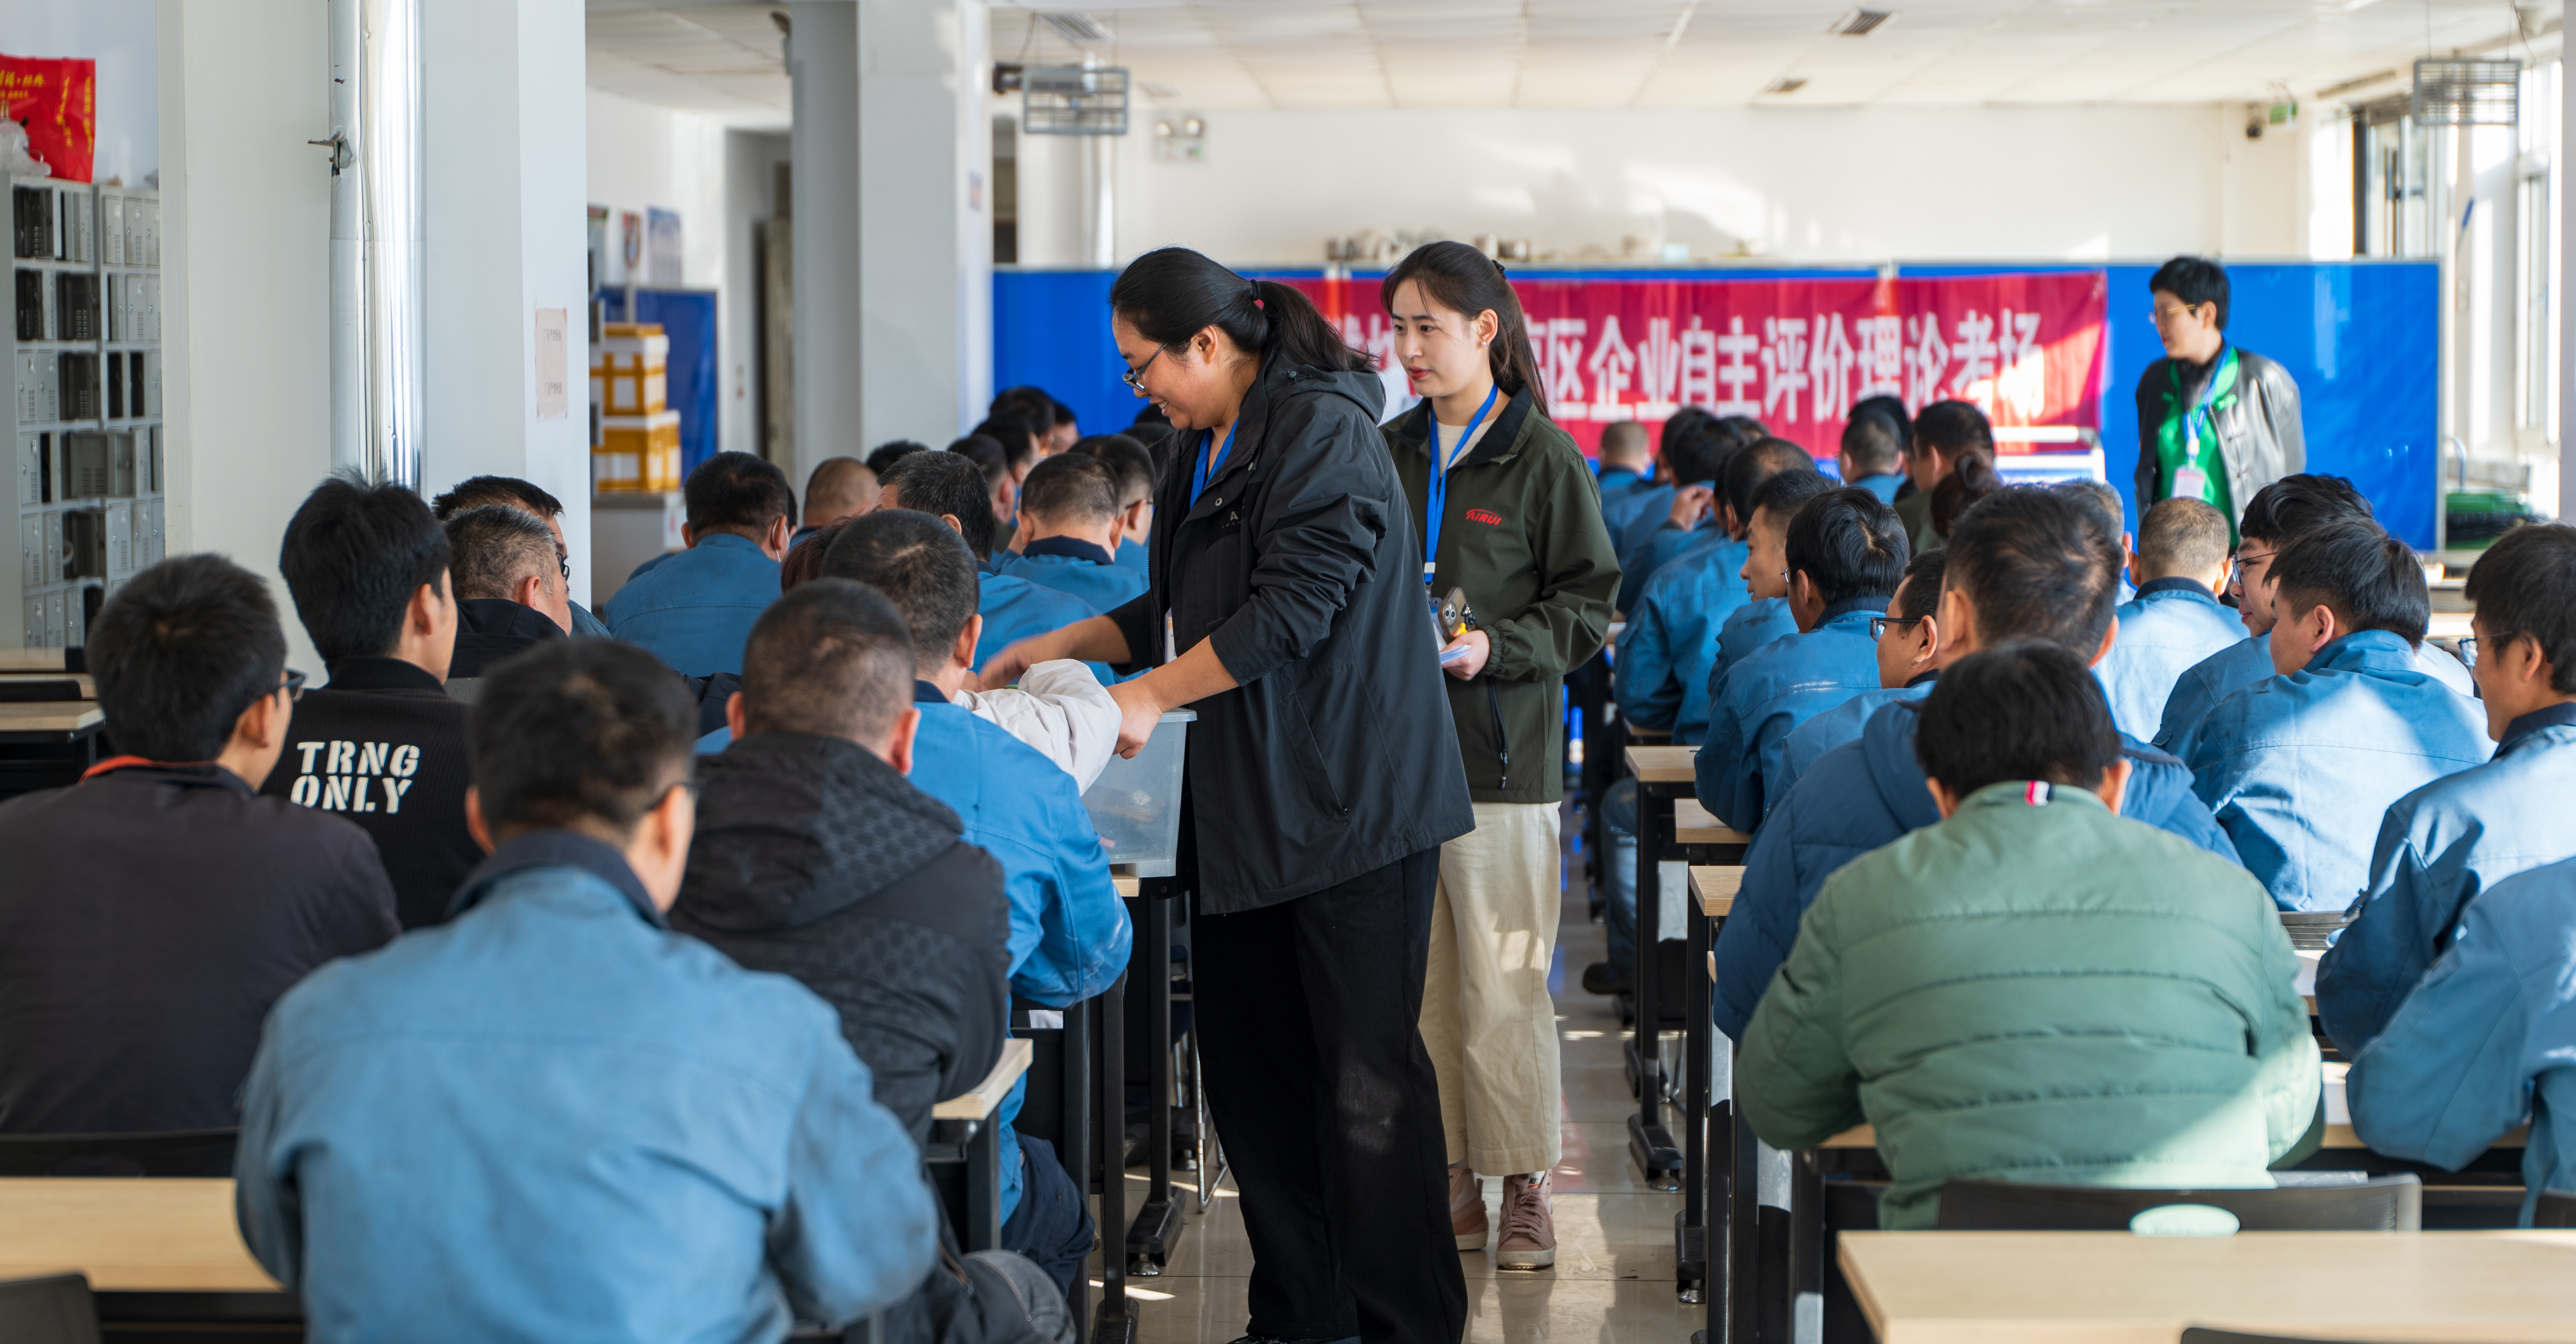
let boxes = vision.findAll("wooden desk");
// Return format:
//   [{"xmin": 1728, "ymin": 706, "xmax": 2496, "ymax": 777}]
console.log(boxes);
[
  {"xmin": 0, "ymin": 701, "xmax": 102, "ymax": 735},
  {"xmin": 1673, "ymin": 797, "xmax": 1752, "ymax": 848},
  {"xmin": 1626, "ymin": 743, "xmax": 1693, "ymax": 781},
  {"xmin": 1112, "ymin": 876, "xmax": 1140, "ymax": 899},
  {"xmin": 1838, "ymin": 1229, "xmax": 2576, "ymax": 1344},
  {"xmin": 1690, "ymin": 865, "xmax": 1743, "ymax": 919},
  {"xmin": 933, "ymin": 1038, "xmax": 1034, "ymax": 1122},
  {"xmin": 0, "ymin": 671, "xmax": 92, "ymax": 696},
  {"xmin": 0, "ymin": 649, "xmax": 67, "ymax": 672},
  {"xmin": 0, "ymin": 1177, "xmax": 277, "ymax": 1292},
  {"xmin": 1626, "ymin": 727, "xmax": 1674, "ymax": 746}
]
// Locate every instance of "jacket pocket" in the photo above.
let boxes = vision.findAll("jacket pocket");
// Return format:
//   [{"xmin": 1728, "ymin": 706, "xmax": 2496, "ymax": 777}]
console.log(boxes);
[{"xmin": 1275, "ymin": 669, "xmax": 1348, "ymax": 820}]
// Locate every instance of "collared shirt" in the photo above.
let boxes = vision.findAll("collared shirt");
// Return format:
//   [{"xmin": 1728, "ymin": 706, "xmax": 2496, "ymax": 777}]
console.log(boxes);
[
  {"xmin": 603, "ymin": 532, "xmax": 782, "ymax": 677},
  {"xmin": 1022, "ymin": 535, "xmax": 1115, "ymax": 566},
  {"xmin": 1698, "ymin": 596, "xmax": 1888, "ymax": 830},
  {"xmin": 995, "ymin": 543, "xmax": 1145, "ymax": 627},
  {"xmin": 450, "ymin": 829, "xmax": 664, "ymax": 926},
  {"xmin": 2094, "ymin": 576, "xmax": 2245, "ymax": 742},
  {"xmin": 976, "ymin": 571, "xmax": 1102, "ymax": 676}
]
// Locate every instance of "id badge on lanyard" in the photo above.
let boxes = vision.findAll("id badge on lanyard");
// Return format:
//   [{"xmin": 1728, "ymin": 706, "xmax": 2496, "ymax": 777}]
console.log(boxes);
[{"xmin": 2172, "ymin": 349, "xmax": 2234, "ymax": 503}]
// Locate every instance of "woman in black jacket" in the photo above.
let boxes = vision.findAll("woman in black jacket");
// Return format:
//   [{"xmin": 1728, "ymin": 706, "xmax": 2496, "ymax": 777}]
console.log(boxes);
[{"xmin": 983, "ymin": 247, "xmax": 1474, "ymax": 1344}]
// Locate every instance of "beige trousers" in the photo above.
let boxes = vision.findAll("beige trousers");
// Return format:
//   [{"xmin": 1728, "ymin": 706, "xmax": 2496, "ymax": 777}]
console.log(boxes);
[{"xmin": 1420, "ymin": 800, "xmax": 1564, "ymax": 1176}]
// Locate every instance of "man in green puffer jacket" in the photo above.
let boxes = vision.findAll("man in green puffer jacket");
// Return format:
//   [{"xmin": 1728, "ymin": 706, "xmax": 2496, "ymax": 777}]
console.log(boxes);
[{"xmin": 1739, "ymin": 639, "xmax": 2319, "ymax": 1230}]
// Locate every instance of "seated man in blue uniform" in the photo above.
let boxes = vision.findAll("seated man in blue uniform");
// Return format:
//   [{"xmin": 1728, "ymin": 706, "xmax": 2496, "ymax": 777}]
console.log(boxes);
[
  {"xmin": 878, "ymin": 450, "xmax": 1099, "ymax": 677},
  {"xmin": 2346, "ymin": 850, "xmax": 2576, "ymax": 1226},
  {"xmin": 1613, "ymin": 416, "xmax": 1742, "ymax": 613},
  {"xmin": 605, "ymin": 451, "xmax": 793, "ymax": 677},
  {"xmin": 1067, "ymin": 432, "xmax": 1159, "ymax": 575},
  {"xmin": 1775, "ymin": 548, "xmax": 1947, "ymax": 799},
  {"xmin": 1703, "ymin": 442, "xmax": 1813, "ymax": 700},
  {"xmin": 1601, "ymin": 408, "xmax": 1699, "ymax": 573},
  {"xmin": 2318, "ymin": 521, "xmax": 2576, "ymax": 1050},
  {"xmin": 1712, "ymin": 486, "xmax": 2239, "ymax": 1038},
  {"xmin": 2157, "ymin": 474, "xmax": 2468, "ymax": 750},
  {"xmin": 2185, "ymin": 519, "xmax": 2491, "ymax": 912},
  {"xmin": 1698, "ymin": 482, "xmax": 1904, "ymax": 830},
  {"xmin": 235, "ymin": 639, "xmax": 937, "ymax": 1343},
  {"xmin": 821, "ymin": 507, "xmax": 1131, "ymax": 1291},
  {"xmin": 995, "ymin": 453, "xmax": 1150, "ymax": 615},
  {"xmin": 1594, "ymin": 419, "xmax": 1653, "ymax": 519},
  {"xmin": 1834, "ymin": 407, "xmax": 1907, "ymax": 504},
  {"xmin": 2094, "ymin": 497, "xmax": 2241, "ymax": 739}
]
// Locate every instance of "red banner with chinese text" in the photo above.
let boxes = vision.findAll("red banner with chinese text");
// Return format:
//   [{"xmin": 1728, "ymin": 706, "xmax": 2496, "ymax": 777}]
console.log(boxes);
[
  {"xmin": 0, "ymin": 55, "xmax": 96, "ymax": 184},
  {"xmin": 1272, "ymin": 271, "xmax": 2106, "ymax": 460}
]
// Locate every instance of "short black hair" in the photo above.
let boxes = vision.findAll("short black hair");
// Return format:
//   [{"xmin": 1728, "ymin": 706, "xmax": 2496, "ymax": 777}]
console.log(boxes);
[
  {"xmin": 1658, "ymin": 406, "xmax": 1714, "ymax": 459},
  {"xmin": 280, "ymin": 475, "xmax": 452, "ymax": 663},
  {"xmin": 1912, "ymin": 400, "xmax": 1994, "ymax": 461},
  {"xmin": 1713, "ymin": 415, "xmax": 1768, "ymax": 446},
  {"xmin": 1722, "ymin": 438, "xmax": 1819, "ymax": 534},
  {"xmin": 1931, "ymin": 454, "xmax": 2004, "ymax": 540},
  {"xmin": 90, "ymin": 555, "xmax": 289, "ymax": 762},
  {"xmin": 820, "ymin": 509, "xmax": 981, "ymax": 674},
  {"xmin": 1850, "ymin": 394, "xmax": 1910, "ymax": 447},
  {"xmin": 992, "ymin": 386, "xmax": 1055, "ymax": 428},
  {"xmin": 953, "ymin": 435, "xmax": 1011, "ymax": 489},
  {"xmin": 2052, "ymin": 480, "xmax": 2125, "ymax": 539},
  {"xmin": 1070, "ymin": 433, "xmax": 1157, "ymax": 506},
  {"xmin": 1840, "ymin": 410, "xmax": 1904, "ymax": 476},
  {"xmin": 866, "ymin": 441, "xmax": 928, "ymax": 476},
  {"xmin": 1895, "ymin": 547, "xmax": 1948, "ymax": 623},
  {"xmin": 2149, "ymin": 255, "xmax": 2231, "ymax": 329},
  {"xmin": 973, "ymin": 415, "xmax": 1040, "ymax": 468},
  {"xmin": 1786, "ymin": 486, "xmax": 1909, "ymax": 606},
  {"xmin": 879, "ymin": 451, "xmax": 997, "ymax": 561},
  {"xmin": 684, "ymin": 451, "xmax": 795, "ymax": 535},
  {"xmin": 1944, "ymin": 487, "xmax": 2124, "ymax": 656},
  {"xmin": 2269, "ymin": 519, "xmax": 2428, "ymax": 647},
  {"xmin": 444, "ymin": 505, "xmax": 557, "ymax": 603},
  {"xmin": 739, "ymin": 578, "xmax": 917, "ymax": 744},
  {"xmin": 1664, "ymin": 419, "xmax": 1736, "ymax": 489},
  {"xmin": 2464, "ymin": 523, "xmax": 2576, "ymax": 694},
  {"xmin": 1915, "ymin": 639, "xmax": 2122, "ymax": 798},
  {"xmin": 468, "ymin": 639, "xmax": 696, "ymax": 837},
  {"xmin": 1749, "ymin": 468, "xmax": 1836, "ymax": 534},
  {"xmin": 2137, "ymin": 497, "xmax": 2231, "ymax": 581},
  {"xmin": 430, "ymin": 474, "xmax": 564, "ymax": 522},
  {"xmin": 2238, "ymin": 474, "xmax": 2374, "ymax": 546},
  {"xmin": 1020, "ymin": 453, "xmax": 1118, "ymax": 526}
]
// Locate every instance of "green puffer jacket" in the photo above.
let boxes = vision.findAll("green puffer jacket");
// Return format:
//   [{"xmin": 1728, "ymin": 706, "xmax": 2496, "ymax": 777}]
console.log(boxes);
[
  {"xmin": 1383, "ymin": 386, "xmax": 1619, "ymax": 804},
  {"xmin": 1738, "ymin": 781, "xmax": 2320, "ymax": 1230}
]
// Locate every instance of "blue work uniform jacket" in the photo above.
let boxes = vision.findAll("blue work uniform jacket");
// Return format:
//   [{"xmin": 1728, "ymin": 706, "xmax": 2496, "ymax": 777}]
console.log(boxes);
[
  {"xmin": 2316, "ymin": 705, "xmax": 2576, "ymax": 1054},
  {"xmin": 235, "ymin": 832, "xmax": 935, "ymax": 1343},
  {"xmin": 1696, "ymin": 600, "xmax": 1886, "ymax": 831},
  {"xmin": 2345, "ymin": 853, "xmax": 2576, "ymax": 1225},
  {"xmin": 2185, "ymin": 630, "xmax": 2493, "ymax": 912},
  {"xmin": 1709, "ymin": 597, "xmax": 1800, "ymax": 706},
  {"xmin": 1606, "ymin": 482, "xmax": 1674, "ymax": 562},
  {"xmin": 1712, "ymin": 698, "xmax": 2238, "ymax": 1038},
  {"xmin": 2094, "ymin": 578, "xmax": 2245, "ymax": 741},
  {"xmin": 1611, "ymin": 537, "xmax": 1749, "ymax": 744},
  {"xmin": 1619, "ymin": 519, "xmax": 1729, "ymax": 614},
  {"xmin": 2157, "ymin": 631, "xmax": 2474, "ymax": 753},
  {"xmin": 603, "ymin": 532, "xmax": 780, "ymax": 677},
  {"xmin": 907, "ymin": 687, "xmax": 1130, "ymax": 1221},
  {"xmin": 1847, "ymin": 472, "xmax": 1904, "ymax": 504},
  {"xmin": 996, "ymin": 539, "xmax": 1150, "ymax": 616},
  {"xmin": 975, "ymin": 571, "xmax": 1101, "ymax": 675},
  {"xmin": 1774, "ymin": 676, "xmax": 1934, "ymax": 803},
  {"xmin": 1113, "ymin": 536, "xmax": 1148, "ymax": 575}
]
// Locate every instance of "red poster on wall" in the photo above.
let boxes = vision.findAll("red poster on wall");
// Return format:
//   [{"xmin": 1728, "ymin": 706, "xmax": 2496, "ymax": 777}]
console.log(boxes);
[
  {"xmin": 1268, "ymin": 270, "xmax": 2106, "ymax": 461},
  {"xmin": 0, "ymin": 55, "xmax": 95, "ymax": 184}
]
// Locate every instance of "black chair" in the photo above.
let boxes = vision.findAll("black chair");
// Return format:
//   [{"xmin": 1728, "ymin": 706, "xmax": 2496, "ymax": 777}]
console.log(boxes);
[
  {"xmin": 2534, "ymin": 1188, "xmax": 2576, "ymax": 1227},
  {"xmin": 0, "ymin": 1129, "xmax": 238, "ymax": 1177},
  {"xmin": 1934, "ymin": 1173, "xmax": 2422, "ymax": 1231},
  {"xmin": 2278, "ymin": 911, "xmax": 2355, "ymax": 951},
  {"xmin": 0, "ymin": 1274, "xmax": 102, "ymax": 1344}
]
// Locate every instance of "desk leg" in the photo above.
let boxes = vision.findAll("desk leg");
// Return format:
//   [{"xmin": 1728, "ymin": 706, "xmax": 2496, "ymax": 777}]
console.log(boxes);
[
  {"xmin": 1627, "ymin": 783, "xmax": 1680, "ymax": 1189},
  {"xmin": 1788, "ymin": 1148, "xmax": 1823, "ymax": 1344},
  {"xmin": 1703, "ymin": 1041, "xmax": 1731, "ymax": 1344},
  {"xmin": 1094, "ymin": 977, "xmax": 1136, "ymax": 1344},
  {"xmin": 1676, "ymin": 904, "xmax": 1711, "ymax": 1303},
  {"xmin": 1726, "ymin": 1045, "xmax": 1760, "ymax": 1344},
  {"xmin": 1065, "ymin": 995, "xmax": 1093, "ymax": 1344},
  {"xmin": 964, "ymin": 1115, "xmax": 1003, "ymax": 1252},
  {"xmin": 1127, "ymin": 895, "xmax": 1181, "ymax": 1275}
]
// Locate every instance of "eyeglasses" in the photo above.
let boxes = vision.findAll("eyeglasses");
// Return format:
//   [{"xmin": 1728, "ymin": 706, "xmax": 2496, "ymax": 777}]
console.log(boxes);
[
  {"xmin": 1869, "ymin": 616, "xmax": 1926, "ymax": 642},
  {"xmin": 278, "ymin": 669, "xmax": 308, "ymax": 703},
  {"xmin": 555, "ymin": 546, "xmax": 572, "ymax": 583},
  {"xmin": 2456, "ymin": 636, "xmax": 2479, "ymax": 669},
  {"xmin": 1120, "ymin": 348, "xmax": 1162, "ymax": 396},
  {"xmin": 2229, "ymin": 550, "xmax": 2276, "ymax": 589}
]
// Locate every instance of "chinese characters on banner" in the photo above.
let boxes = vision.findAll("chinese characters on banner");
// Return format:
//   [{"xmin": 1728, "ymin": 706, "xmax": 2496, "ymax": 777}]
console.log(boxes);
[
  {"xmin": 0, "ymin": 55, "xmax": 96, "ymax": 184},
  {"xmin": 1275, "ymin": 271, "xmax": 2107, "ymax": 460}
]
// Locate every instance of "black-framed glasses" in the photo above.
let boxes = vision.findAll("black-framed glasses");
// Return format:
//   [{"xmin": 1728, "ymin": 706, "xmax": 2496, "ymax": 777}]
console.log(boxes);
[
  {"xmin": 279, "ymin": 669, "xmax": 309, "ymax": 703},
  {"xmin": 1120, "ymin": 348, "xmax": 1162, "ymax": 396},
  {"xmin": 555, "ymin": 546, "xmax": 572, "ymax": 583},
  {"xmin": 2229, "ymin": 549, "xmax": 2277, "ymax": 590},
  {"xmin": 1869, "ymin": 616, "xmax": 1925, "ymax": 642}
]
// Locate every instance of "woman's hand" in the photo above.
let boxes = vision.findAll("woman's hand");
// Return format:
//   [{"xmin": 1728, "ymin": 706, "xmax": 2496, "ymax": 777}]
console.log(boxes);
[
  {"xmin": 1106, "ymin": 677, "xmax": 1167, "ymax": 758},
  {"xmin": 1439, "ymin": 629, "xmax": 1491, "ymax": 680},
  {"xmin": 979, "ymin": 635, "xmax": 1062, "ymax": 690}
]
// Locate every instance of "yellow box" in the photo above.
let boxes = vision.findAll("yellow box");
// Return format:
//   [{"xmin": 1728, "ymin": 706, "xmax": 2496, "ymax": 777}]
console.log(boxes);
[
  {"xmin": 598, "ymin": 410, "xmax": 682, "ymax": 492},
  {"xmin": 591, "ymin": 323, "xmax": 670, "ymax": 416}
]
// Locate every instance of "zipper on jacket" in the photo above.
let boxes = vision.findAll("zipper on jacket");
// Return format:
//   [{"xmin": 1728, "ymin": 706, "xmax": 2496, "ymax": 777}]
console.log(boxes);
[{"xmin": 1484, "ymin": 680, "xmax": 1509, "ymax": 791}]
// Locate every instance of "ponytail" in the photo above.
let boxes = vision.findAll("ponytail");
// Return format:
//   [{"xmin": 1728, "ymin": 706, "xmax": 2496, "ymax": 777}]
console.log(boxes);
[
  {"xmin": 1110, "ymin": 246, "xmax": 1371, "ymax": 375},
  {"xmin": 1380, "ymin": 240, "xmax": 1547, "ymax": 416},
  {"xmin": 1930, "ymin": 451, "xmax": 2003, "ymax": 539}
]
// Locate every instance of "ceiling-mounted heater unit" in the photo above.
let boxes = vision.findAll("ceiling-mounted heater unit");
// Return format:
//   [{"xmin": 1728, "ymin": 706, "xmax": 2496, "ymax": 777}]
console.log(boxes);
[
  {"xmin": 1024, "ymin": 65, "xmax": 1130, "ymax": 135},
  {"xmin": 2411, "ymin": 57, "xmax": 2520, "ymax": 126}
]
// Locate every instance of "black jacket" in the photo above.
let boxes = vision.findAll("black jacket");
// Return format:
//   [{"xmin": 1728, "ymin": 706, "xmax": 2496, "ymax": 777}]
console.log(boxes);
[
  {"xmin": 0, "ymin": 764, "xmax": 399, "ymax": 1132},
  {"xmin": 259, "ymin": 656, "xmax": 480, "ymax": 929},
  {"xmin": 448, "ymin": 598, "xmax": 565, "ymax": 680},
  {"xmin": 670, "ymin": 731, "xmax": 1011, "ymax": 1144},
  {"xmin": 1107, "ymin": 358, "xmax": 1475, "ymax": 913},
  {"xmin": 2133, "ymin": 344, "xmax": 2305, "ymax": 524}
]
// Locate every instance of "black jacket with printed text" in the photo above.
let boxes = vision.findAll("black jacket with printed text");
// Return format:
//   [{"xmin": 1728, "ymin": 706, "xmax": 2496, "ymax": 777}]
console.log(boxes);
[{"xmin": 259, "ymin": 656, "xmax": 481, "ymax": 929}]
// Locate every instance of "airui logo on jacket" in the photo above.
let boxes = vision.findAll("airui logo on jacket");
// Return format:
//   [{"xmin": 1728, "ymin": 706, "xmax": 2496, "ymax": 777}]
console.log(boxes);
[
  {"xmin": 285, "ymin": 739, "xmax": 422, "ymax": 814},
  {"xmin": 1465, "ymin": 508, "xmax": 1504, "ymax": 526}
]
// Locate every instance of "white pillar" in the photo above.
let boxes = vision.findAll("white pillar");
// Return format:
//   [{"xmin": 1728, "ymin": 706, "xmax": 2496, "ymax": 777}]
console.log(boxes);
[
  {"xmin": 1013, "ymin": 119, "xmax": 1088, "ymax": 267},
  {"xmin": 419, "ymin": 0, "xmax": 594, "ymax": 602},
  {"xmin": 2562, "ymin": 55, "xmax": 2576, "ymax": 520},
  {"xmin": 789, "ymin": 1, "xmax": 861, "ymax": 486},
  {"xmin": 860, "ymin": 0, "xmax": 992, "ymax": 449}
]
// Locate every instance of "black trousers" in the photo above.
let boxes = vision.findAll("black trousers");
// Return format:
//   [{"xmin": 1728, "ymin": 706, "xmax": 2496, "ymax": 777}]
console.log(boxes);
[{"xmin": 1191, "ymin": 847, "xmax": 1468, "ymax": 1344}]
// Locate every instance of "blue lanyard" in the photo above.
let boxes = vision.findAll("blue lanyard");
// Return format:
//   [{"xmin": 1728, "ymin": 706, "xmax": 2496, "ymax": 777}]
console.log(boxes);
[
  {"xmin": 1189, "ymin": 420, "xmax": 1241, "ymax": 510},
  {"xmin": 1422, "ymin": 385, "xmax": 1500, "ymax": 584},
  {"xmin": 2181, "ymin": 346, "xmax": 2238, "ymax": 458}
]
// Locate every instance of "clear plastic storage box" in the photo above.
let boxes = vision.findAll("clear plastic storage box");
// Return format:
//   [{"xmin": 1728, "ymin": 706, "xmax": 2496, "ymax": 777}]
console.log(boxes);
[{"xmin": 1081, "ymin": 708, "xmax": 1194, "ymax": 878}]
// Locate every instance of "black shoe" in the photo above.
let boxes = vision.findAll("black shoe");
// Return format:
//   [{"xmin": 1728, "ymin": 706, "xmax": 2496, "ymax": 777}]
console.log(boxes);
[{"xmin": 1581, "ymin": 959, "xmax": 1631, "ymax": 996}]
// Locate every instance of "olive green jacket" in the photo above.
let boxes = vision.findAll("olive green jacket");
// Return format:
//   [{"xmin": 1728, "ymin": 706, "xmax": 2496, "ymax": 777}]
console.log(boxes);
[
  {"xmin": 1739, "ymin": 782, "xmax": 2320, "ymax": 1229},
  {"xmin": 1383, "ymin": 388, "xmax": 1620, "ymax": 804}
]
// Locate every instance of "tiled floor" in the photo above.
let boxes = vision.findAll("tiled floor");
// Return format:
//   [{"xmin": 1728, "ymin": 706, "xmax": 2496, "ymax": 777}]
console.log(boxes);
[{"xmin": 1088, "ymin": 889, "xmax": 1705, "ymax": 1343}]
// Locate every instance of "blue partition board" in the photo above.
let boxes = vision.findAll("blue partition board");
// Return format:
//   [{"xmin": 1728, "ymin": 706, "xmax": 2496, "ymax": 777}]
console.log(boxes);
[
  {"xmin": 597, "ymin": 287, "xmax": 721, "ymax": 475},
  {"xmin": 994, "ymin": 260, "xmax": 2440, "ymax": 548}
]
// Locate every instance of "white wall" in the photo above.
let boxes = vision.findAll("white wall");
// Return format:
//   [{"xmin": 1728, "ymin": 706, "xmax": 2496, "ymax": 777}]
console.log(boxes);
[
  {"xmin": 1096, "ymin": 104, "xmax": 2296, "ymax": 267},
  {"xmin": 0, "ymin": 0, "xmax": 157, "ymax": 185},
  {"xmin": 585, "ymin": 88, "xmax": 728, "ymax": 289},
  {"xmin": 722, "ymin": 130, "xmax": 788, "ymax": 466}
]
